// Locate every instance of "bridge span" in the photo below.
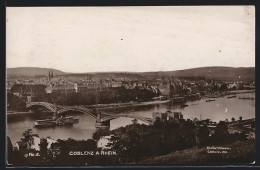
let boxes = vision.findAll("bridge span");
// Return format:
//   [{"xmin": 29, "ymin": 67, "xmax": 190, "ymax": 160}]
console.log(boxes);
[
  {"xmin": 26, "ymin": 102, "xmax": 154, "ymax": 128},
  {"xmin": 26, "ymin": 102, "xmax": 96, "ymax": 118},
  {"xmin": 26, "ymin": 102, "xmax": 57, "ymax": 113}
]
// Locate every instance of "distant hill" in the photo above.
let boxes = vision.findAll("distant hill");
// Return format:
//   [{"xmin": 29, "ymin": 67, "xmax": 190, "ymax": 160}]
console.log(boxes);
[
  {"xmin": 142, "ymin": 67, "xmax": 255, "ymax": 81},
  {"xmin": 7, "ymin": 67, "xmax": 66, "ymax": 77},
  {"xmin": 6, "ymin": 66, "xmax": 255, "ymax": 81}
]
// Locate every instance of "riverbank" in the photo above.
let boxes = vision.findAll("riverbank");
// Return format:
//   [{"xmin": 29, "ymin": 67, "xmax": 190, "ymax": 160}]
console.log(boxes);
[
  {"xmin": 6, "ymin": 100, "xmax": 171, "ymax": 116},
  {"xmin": 7, "ymin": 89, "xmax": 254, "ymax": 115},
  {"xmin": 204, "ymin": 89, "xmax": 255, "ymax": 98},
  {"xmin": 85, "ymin": 99, "xmax": 171, "ymax": 110},
  {"xmin": 87, "ymin": 89, "xmax": 254, "ymax": 110},
  {"xmin": 227, "ymin": 89, "xmax": 255, "ymax": 95},
  {"xmin": 7, "ymin": 110, "xmax": 33, "ymax": 115}
]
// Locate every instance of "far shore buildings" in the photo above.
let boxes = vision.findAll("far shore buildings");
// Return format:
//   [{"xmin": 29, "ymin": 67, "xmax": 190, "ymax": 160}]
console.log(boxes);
[{"xmin": 7, "ymin": 70, "xmax": 255, "ymax": 104}]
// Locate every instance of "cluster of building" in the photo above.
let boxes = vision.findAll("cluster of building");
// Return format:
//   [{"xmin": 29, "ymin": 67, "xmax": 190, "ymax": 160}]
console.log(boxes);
[
  {"xmin": 152, "ymin": 110, "xmax": 217, "ymax": 128},
  {"xmin": 7, "ymin": 70, "xmax": 255, "ymax": 102}
]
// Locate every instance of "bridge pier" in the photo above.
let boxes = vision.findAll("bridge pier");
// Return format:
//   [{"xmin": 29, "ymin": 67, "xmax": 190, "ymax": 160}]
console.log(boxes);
[
  {"xmin": 102, "ymin": 120, "xmax": 110, "ymax": 127},
  {"xmin": 95, "ymin": 121, "xmax": 110, "ymax": 129},
  {"xmin": 96, "ymin": 112, "xmax": 110, "ymax": 129}
]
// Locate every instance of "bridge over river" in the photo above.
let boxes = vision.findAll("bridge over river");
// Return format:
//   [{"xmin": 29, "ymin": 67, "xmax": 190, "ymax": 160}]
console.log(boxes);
[{"xmin": 26, "ymin": 102, "xmax": 154, "ymax": 128}]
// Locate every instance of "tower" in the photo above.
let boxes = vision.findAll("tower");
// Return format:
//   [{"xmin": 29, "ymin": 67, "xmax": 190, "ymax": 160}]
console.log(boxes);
[
  {"xmin": 48, "ymin": 70, "xmax": 51, "ymax": 81},
  {"xmin": 48, "ymin": 70, "xmax": 53, "ymax": 81}
]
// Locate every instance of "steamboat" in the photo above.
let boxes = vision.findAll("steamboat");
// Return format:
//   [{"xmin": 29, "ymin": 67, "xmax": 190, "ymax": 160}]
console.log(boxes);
[
  {"xmin": 206, "ymin": 99, "xmax": 215, "ymax": 102},
  {"xmin": 34, "ymin": 116, "xmax": 79, "ymax": 127}
]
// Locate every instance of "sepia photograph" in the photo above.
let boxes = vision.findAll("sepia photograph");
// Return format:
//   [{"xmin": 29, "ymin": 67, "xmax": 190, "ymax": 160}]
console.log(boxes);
[{"xmin": 6, "ymin": 6, "xmax": 255, "ymax": 166}]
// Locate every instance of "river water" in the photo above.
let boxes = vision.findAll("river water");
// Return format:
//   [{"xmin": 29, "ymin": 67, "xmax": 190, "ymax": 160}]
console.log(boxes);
[{"xmin": 7, "ymin": 92, "xmax": 255, "ymax": 144}]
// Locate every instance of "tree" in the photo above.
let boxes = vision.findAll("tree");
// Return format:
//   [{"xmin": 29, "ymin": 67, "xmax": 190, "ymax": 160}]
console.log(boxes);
[
  {"xmin": 92, "ymin": 128, "xmax": 110, "ymax": 141},
  {"xmin": 132, "ymin": 118, "xmax": 138, "ymax": 125},
  {"xmin": 7, "ymin": 136, "xmax": 14, "ymax": 164},
  {"xmin": 194, "ymin": 125, "xmax": 209, "ymax": 148},
  {"xmin": 7, "ymin": 136, "xmax": 13, "ymax": 153},
  {"xmin": 21, "ymin": 129, "xmax": 33, "ymax": 149},
  {"xmin": 210, "ymin": 122, "xmax": 229, "ymax": 144},
  {"xmin": 39, "ymin": 138, "xmax": 48, "ymax": 161},
  {"xmin": 219, "ymin": 83, "xmax": 228, "ymax": 91}
]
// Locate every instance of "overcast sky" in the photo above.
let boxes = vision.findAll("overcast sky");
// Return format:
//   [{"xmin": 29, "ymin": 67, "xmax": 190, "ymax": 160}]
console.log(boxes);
[{"xmin": 6, "ymin": 6, "xmax": 255, "ymax": 73}]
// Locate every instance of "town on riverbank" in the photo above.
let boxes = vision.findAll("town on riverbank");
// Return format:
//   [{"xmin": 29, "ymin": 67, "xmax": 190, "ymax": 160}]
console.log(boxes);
[
  {"xmin": 7, "ymin": 68, "xmax": 255, "ymax": 114},
  {"xmin": 6, "ymin": 67, "xmax": 255, "ymax": 166}
]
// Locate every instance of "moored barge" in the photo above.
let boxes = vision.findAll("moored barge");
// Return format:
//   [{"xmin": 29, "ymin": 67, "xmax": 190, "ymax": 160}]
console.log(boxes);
[
  {"xmin": 238, "ymin": 97, "xmax": 255, "ymax": 100},
  {"xmin": 227, "ymin": 95, "xmax": 236, "ymax": 99}
]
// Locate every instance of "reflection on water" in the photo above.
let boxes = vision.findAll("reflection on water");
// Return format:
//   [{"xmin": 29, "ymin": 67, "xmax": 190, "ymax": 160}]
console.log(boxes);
[{"xmin": 7, "ymin": 93, "xmax": 255, "ymax": 144}]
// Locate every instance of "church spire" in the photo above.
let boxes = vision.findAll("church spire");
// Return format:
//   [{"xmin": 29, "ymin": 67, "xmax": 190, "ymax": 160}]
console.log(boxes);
[{"xmin": 48, "ymin": 70, "xmax": 51, "ymax": 81}]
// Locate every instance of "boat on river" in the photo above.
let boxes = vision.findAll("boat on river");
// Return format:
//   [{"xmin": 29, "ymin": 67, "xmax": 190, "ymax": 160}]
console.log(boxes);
[
  {"xmin": 227, "ymin": 95, "xmax": 236, "ymax": 99},
  {"xmin": 239, "ymin": 97, "xmax": 255, "ymax": 100},
  {"xmin": 180, "ymin": 104, "xmax": 188, "ymax": 108},
  {"xmin": 206, "ymin": 99, "xmax": 215, "ymax": 102},
  {"xmin": 34, "ymin": 116, "xmax": 79, "ymax": 127},
  {"xmin": 34, "ymin": 119, "xmax": 56, "ymax": 127}
]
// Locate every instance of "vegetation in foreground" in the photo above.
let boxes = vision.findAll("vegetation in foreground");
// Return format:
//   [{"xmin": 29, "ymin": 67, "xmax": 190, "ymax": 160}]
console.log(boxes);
[
  {"xmin": 139, "ymin": 140, "xmax": 255, "ymax": 165},
  {"xmin": 7, "ymin": 117, "xmax": 255, "ymax": 166}
]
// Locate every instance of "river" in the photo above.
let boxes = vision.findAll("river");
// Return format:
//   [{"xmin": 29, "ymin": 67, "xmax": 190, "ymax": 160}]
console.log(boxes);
[{"xmin": 7, "ymin": 92, "xmax": 255, "ymax": 144}]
